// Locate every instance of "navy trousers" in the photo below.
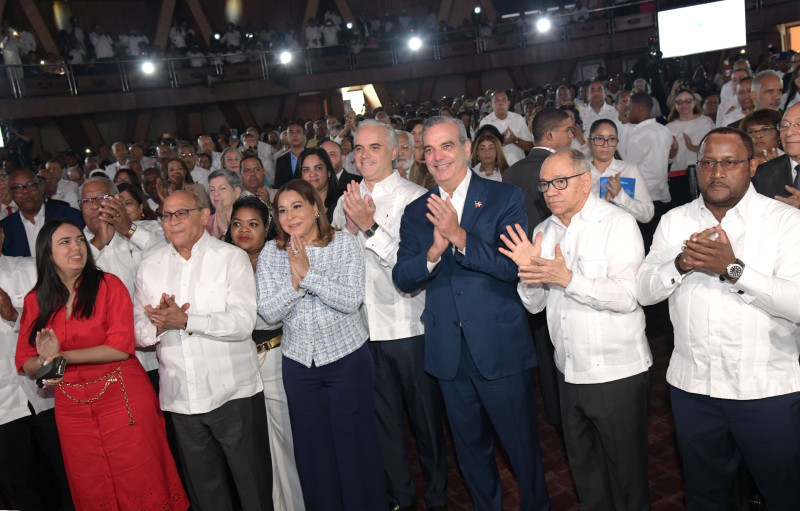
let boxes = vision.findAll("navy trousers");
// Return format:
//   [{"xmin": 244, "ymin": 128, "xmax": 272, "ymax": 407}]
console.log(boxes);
[
  {"xmin": 438, "ymin": 336, "xmax": 550, "ymax": 511},
  {"xmin": 670, "ymin": 386, "xmax": 800, "ymax": 511},
  {"xmin": 283, "ymin": 343, "xmax": 387, "ymax": 511}
]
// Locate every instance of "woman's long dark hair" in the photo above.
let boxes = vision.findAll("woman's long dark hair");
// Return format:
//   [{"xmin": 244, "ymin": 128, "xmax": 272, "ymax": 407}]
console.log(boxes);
[
  {"xmin": 27, "ymin": 218, "xmax": 104, "ymax": 346},
  {"xmin": 293, "ymin": 147, "xmax": 340, "ymax": 219},
  {"xmin": 118, "ymin": 183, "xmax": 158, "ymax": 220}
]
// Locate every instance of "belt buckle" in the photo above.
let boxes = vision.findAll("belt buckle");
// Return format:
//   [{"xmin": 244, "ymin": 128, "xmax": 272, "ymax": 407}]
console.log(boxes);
[{"xmin": 256, "ymin": 334, "xmax": 282, "ymax": 354}]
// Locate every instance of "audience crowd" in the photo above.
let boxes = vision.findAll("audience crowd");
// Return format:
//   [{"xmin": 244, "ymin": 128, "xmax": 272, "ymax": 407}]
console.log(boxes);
[{"xmin": 2, "ymin": 44, "xmax": 800, "ymax": 511}]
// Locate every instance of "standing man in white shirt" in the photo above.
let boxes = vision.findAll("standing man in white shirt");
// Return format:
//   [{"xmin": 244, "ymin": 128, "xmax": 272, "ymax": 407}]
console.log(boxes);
[
  {"xmin": 619, "ymin": 92, "xmax": 673, "ymax": 250},
  {"xmin": 104, "ymin": 142, "xmax": 129, "ymax": 181},
  {"xmin": 133, "ymin": 191, "xmax": 273, "ymax": 511},
  {"xmin": 40, "ymin": 159, "xmax": 80, "ymax": 208},
  {"xmin": 580, "ymin": 80, "xmax": 620, "ymax": 138},
  {"xmin": 636, "ymin": 127, "xmax": 800, "ymax": 510},
  {"xmin": 502, "ymin": 148, "xmax": 652, "ymax": 510},
  {"xmin": 179, "ymin": 143, "xmax": 210, "ymax": 192},
  {"xmin": 332, "ymin": 120, "xmax": 448, "ymax": 511},
  {"xmin": 478, "ymin": 90, "xmax": 534, "ymax": 165}
]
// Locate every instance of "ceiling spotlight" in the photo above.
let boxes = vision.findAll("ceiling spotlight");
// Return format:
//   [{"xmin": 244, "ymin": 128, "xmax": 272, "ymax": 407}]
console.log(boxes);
[
  {"xmin": 474, "ymin": 6, "xmax": 482, "ymax": 14},
  {"xmin": 536, "ymin": 17, "xmax": 551, "ymax": 32},
  {"xmin": 346, "ymin": 22, "xmax": 353, "ymax": 29},
  {"xmin": 279, "ymin": 51, "xmax": 292, "ymax": 64},
  {"xmin": 740, "ymin": 48, "xmax": 746, "ymax": 54},
  {"xmin": 213, "ymin": 33, "xmax": 221, "ymax": 40},
  {"xmin": 85, "ymin": 148, "xmax": 91, "ymax": 154},
  {"xmin": 141, "ymin": 61, "xmax": 155, "ymax": 74},
  {"xmin": 408, "ymin": 37, "xmax": 422, "ymax": 51}
]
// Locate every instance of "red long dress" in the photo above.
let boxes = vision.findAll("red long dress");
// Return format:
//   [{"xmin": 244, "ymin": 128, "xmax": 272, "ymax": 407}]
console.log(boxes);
[{"xmin": 15, "ymin": 273, "xmax": 189, "ymax": 511}]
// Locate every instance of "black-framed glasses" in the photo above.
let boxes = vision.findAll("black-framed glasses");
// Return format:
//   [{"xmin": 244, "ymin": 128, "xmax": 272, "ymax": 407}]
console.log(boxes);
[
  {"xmin": 9, "ymin": 182, "xmax": 40, "ymax": 194},
  {"xmin": 588, "ymin": 136, "xmax": 618, "ymax": 147},
  {"xmin": 674, "ymin": 98, "xmax": 694, "ymax": 105},
  {"xmin": 536, "ymin": 173, "xmax": 585, "ymax": 193},
  {"xmin": 777, "ymin": 121, "xmax": 800, "ymax": 131},
  {"xmin": 746, "ymin": 126, "xmax": 777, "ymax": 137},
  {"xmin": 77, "ymin": 194, "xmax": 112, "ymax": 206},
  {"xmin": 162, "ymin": 207, "xmax": 203, "ymax": 222},
  {"xmin": 696, "ymin": 158, "xmax": 752, "ymax": 171}
]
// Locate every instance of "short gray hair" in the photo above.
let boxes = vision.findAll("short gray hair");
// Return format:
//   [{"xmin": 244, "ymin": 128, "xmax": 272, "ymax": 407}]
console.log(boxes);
[
  {"xmin": 208, "ymin": 168, "xmax": 242, "ymax": 189},
  {"xmin": 752, "ymin": 69, "xmax": 782, "ymax": 95},
  {"xmin": 221, "ymin": 146, "xmax": 243, "ymax": 163},
  {"xmin": 355, "ymin": 119, "xmax": 399, "ymax": 151},
  {"xmin": 422, "ymin": 116, "xmax": 469, "ymax": 145},
  {"xmin": 396, "ymin": 130, "xmax": 413, "ymax": 145},
  {"xmin": 550, "ymin": 147, "xmax": 591, "ymax": 175},
  {"xmin": 80, "ymin": 176, "xmax": 118, "ymax": 197}
]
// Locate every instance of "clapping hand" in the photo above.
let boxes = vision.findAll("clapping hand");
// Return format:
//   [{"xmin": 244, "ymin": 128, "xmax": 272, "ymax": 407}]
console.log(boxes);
[
  {"xmin": 776, "ymin": 185, "xmax": 800, "ymax": 209},
  {"xmin": 145, "ymin": 294, "xmax": 190, "ymax": 336},
  {"xmin": 499, "ymin": 224, "xmax": 542, "ymax": 267},
  {"xmin": 681, "ymin": 225, "xmax": 736, "ymax": 277},
  {"xmin": 288, "ymin": 234, "xmax": 310, "ymax": 291},
  {"xmin": 0, "ymin": 286, "xmax": 18, "ymax": 322},
  {"xmin": 98, "ymin": 195, "xmax": 133, "ymax": 235},
  {"xmin": 605, "ymin": 173, "xmax": 622, "ymax": 201},
  {"xmin": 342, "ymin": 181, "xmax": 375, "ymax": 232}
]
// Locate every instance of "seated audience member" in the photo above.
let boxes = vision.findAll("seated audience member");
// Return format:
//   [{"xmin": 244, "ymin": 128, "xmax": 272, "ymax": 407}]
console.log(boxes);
[
  {"xmin": 588, "ymin": 119, "xmax": 654, "ymax": 223},
  {"xmin": 637, "ymin": 127, "xmax": 800, "ymax": 510},
  {"xmin": 293, "ymin": 147, "xmax": 341, "ymax": 223},
  {"xmin": 142, "ymin": 168, "xmax": 168, "ymax": 215},
  {"xmin": 134, "ymin": 191, "xmax": 272, "ymax": 511},
  {"xmin": 240, "ymin": 154, "xmax": 273, "ymax": 205},
  {"xmin": 16, "ymin": 218, "xmax": 188, "ymax": 510},
  {"xmin": 393, "ymin": 131, "xmax": 416, "ymax": 180},
  {"xmin": 166, "ymin": 157, "xmax": 209, "ymax": 206},
  {"xmin": 470, "ymin": 132, "xmax": 509, "ymax": 181},
  {"xmin": 478, "ymin": 90, "xmax": 534, "ymax": 165},
  {"xmin": 320, "ymin": 139, "xmax": 360, "ymax": 190},
  {"xmin": 740, "ymin": 109, "xmax": 783, "ymax": 165},
  {"xmin": 718, "ymin": 76, "xmax": 754, "ymax": 128},
  {"xmin": 206, "ymin": 168, "xmax": 243, "ymax": 239},
  {"xmin": 225, "ymin": 196, "xmax": 305, "ymax": 511},
  {"xmin": 112, "ymin": 168, "xmax": 141, "ymax": 189},
  {"xmin": 40, "ymin": 159, "xmax": 79, "ymax": 208},
  {"xmin": 118, "ymin": 183, "xmax": 159, "ymax": 222},
  {"xmin": 1, "ymin": 169, "xmax": 84, "ymax": 257},
  {"xmin": 751, "ymin": 70, "xmax": 783, "ymax": 111},
  {"xmin": 667, "ymin": 89, "xmax": 715, "ymax": 171},
  {"xmin": 752, "ymin": 103, "xmax": 800, "ymax": 206},
  {"xmin": 256, "ymin": 180, "xmax": 386, "ymax": 510},
  {"xmin": 275, "ymin": 122, "xmax": 307, "ymax": 188},
  {"xmin": 179, "ymin": 144, "xmax": 210, "ymax": 193},
  {"xmin": 504, "ymin": 148, "xmax": 652, "ymax": 511}
]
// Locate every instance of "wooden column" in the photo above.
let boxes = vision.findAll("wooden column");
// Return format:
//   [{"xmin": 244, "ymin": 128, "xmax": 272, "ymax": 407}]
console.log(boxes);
[
  {"xmin": 19, "ymin": 0, "xmax": 59, "ymax": 55},
  {"xmin": 184, "ymin": 0, "xmax": 214, "ymax": 48},
  {"xmin": 153, "ymin": 0, "xmax": 177, "ymax": 51}
]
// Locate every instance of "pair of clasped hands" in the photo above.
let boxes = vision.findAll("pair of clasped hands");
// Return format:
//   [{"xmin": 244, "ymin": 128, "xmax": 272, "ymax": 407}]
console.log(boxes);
[{"xmin": 35, "ymin": 328, "xmax": 63, "ymax": 387}]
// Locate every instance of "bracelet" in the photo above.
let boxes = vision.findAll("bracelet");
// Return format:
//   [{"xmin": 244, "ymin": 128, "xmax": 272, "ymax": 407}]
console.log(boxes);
[{"xmin": 674, "ymin": 253, "xmax": 695, "ymax": 276}]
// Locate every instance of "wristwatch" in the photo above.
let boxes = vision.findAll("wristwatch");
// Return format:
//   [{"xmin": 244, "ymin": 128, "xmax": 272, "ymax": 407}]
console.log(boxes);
[
  {"xmin": 363, "ymin": 222, "xmax": 380, "ymax": 239},
  {"xmin": 125, "ymin": 223, "xmax": 137, "ymax": 239},
  {"xmin": 720, "ymin": 258, "xmax": 745, "ymax": 282}
]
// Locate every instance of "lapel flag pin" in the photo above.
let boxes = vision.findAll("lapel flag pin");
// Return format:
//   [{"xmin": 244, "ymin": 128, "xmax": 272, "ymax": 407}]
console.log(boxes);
[{"xmin": 474, "ymin": 201, "xmax": 483, "ymax": 208}]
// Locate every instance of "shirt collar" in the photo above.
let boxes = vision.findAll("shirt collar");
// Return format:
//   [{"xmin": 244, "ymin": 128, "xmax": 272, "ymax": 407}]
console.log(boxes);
[
  {"xmin": 548, "ymin": 190, "xmax": 597, "ymax": 229},
  {"xmin": 635, "ymin": 118, "xmax": 655, "ymax": 129},
  {"xmin": 361, "ymin": 169, "xmax": 401, "ymax": 196},
  {"xmin": 439, "ymin": 169, "xmax": 472, "ymax": 201},
  {"xmin": 698, "ymin": 183, "xmax": 757, "ymax": 222},
  {"xmin": 22, "ymin": 204, "xmax": 45, "ymax": 225},
  {"xmin": 169, "ymin": 229, "xmax": 210, "ymax": 259}
]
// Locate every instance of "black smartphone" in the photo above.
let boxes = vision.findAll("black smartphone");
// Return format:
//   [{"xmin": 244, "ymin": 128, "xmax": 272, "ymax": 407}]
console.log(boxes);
[{"xmin": 36, "ymin": 357, "xmax": 66, "ymax": 388}]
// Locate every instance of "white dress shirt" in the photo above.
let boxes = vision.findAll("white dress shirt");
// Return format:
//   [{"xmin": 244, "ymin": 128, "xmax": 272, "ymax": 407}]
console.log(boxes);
[
  {"xmin": 191, "ymin": 166, "xmax": 211, "ymax": 192},
  {"xmin": 103, "ymin": 161, "xmax": 127, "ymax": 181},
  {"xmin": 618, "ymin": 119, "xmax": 673, "ymax": 203},
  {"xmin": 636, "ymin": 186, "xmax": 800, "ymax": 400},
  {"xmin": 22, "ymin": 206, "xmax": 45, "ymax": 257},
  {"xmin": 667, "ymin": 115, "xmax": 716, "ymax": 171},
  {"xmin": 478, "ymin": 112, "xmax": 534, "ymax": 165},
  {"xmin": 52, "ymin": 180, "xmax": 80, "ymax": 209},
  {"xmin": 590, "ymin": 159, "xmax": 654, "ymax": 223},
  {"xmin": 425, "ymin": 169, "xmax": 472, "ymax": 272},
  {"xmin": 580, "ymin": 102, "xmax": 620, "ymax": 138},
  {"xmin": 472, "ymin": 162, "xmax": 503, "ymax": 182},
  {"xmin": 0, "ymin": 256, "xmax": 54, "ymax": 426},
  {"xmin": 85, "ymin": 220, "xmax": 165, "ymax": 371},
  {"xmin": 256, "ymin": 141, "xmax": 276, "ymax": 187},
  {"xmin": 518, "ymin": 194, "xmax": 651, "ymax": 384},
  {"xmin": 332, "ymin": 171, "xmax": 427, "ymax": 341},
  {"xmin": 133, "ymin": 231, "xmax": 261, "ymax": 414},
  {"xmin": 716, "ymin": 103, "xmax": 745, "ymax": 128}
]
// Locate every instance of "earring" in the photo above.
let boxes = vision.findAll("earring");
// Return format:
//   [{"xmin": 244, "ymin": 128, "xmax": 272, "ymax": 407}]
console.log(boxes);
[{"xmin": 315, "ymin": 213, "xmax": 320, "ymax": 219}]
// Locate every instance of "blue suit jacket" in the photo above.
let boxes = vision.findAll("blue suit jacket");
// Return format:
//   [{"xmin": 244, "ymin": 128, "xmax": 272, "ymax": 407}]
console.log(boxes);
[
  {"xmin": 0, "ymin": 201, "xmax": 85, "ymax": 257},
  {"xmin": 392, "ymin": 172, "xmax": 537, "ymax": 381}
]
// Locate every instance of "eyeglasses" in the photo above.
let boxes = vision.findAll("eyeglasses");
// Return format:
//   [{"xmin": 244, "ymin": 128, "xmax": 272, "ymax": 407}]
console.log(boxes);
[
  {"xmin": 696, "ymin": 158, "xmax": 752, "ymax": 171},
  {"xmin": 746, "ymin": 127, "xmax": 777, "ymax": 137},
  {"xmin": 77, "ymin": 194, "xmax": 111, "ymax": 205},
  {"xmin": 777, "ymin": 121, "xmax": 800, "ymax": 131},
  {"xmin": 589, "ymin": 136, "xmax": 618, "ymax": 147},
  {"xmin": 179, "ymin": 152, "xmax": 194, "ymax": 157},
  {"xmin": 9, "ymin": 182, "xmax": 40, "ymax": 194},
  {"xmin": 536, "ymin": 173, "xmax": 585, "ymax": 193},
  {"xmin": 162, "ymin": 207, "xmax": 203, "ymax": 222},
  {"xmin": 674, "ymin": 98, "xmax": 694, "ymax": 105},
  {"xmin": 116, "ymin": 178, "xmax": 132, "ymax": 184}
]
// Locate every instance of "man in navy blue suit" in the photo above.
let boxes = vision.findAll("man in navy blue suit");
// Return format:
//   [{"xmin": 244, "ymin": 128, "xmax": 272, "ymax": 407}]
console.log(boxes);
[
  {"xmin": 392, "ymin": 116, "xmax": 550, "ymax": 511},
  {"xmin": 1, "ymin": 169, "xmax": 84, "ymax": 256}
]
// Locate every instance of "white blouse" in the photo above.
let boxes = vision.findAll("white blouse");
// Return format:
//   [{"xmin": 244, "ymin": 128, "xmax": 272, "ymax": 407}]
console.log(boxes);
[
  {"xmin": 667, "ymin": 115, "xmax": 715, "ymax": 171},
  {"xmin": 590, "ymin": 158, "xmax": 654, "ymax": 223}
]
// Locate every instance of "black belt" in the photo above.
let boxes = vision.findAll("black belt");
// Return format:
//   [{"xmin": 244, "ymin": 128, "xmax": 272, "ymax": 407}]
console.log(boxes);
[{"xmin": 252, "ymin": 328, "xmax": 282, "ymax": 354}]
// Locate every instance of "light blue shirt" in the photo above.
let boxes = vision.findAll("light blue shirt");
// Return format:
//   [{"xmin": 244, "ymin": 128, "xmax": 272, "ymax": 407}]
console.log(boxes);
[{"xmin": 256, "ymin": 231, "xmax": 367, "ymax": 367}]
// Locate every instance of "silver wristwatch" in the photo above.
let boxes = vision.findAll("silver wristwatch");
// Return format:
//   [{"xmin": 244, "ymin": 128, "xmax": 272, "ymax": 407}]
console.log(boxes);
[
  {"xmin": 722, "ymin": 259, "xmax": 745, "ymax": 281},
  {"xmin": 363, "ymin": 222, "xmax": 380, "ymax": 238}
]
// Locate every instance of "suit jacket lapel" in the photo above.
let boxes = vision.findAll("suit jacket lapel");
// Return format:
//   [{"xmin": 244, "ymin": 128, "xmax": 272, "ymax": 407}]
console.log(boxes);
[{"xmin": 460, "ymin": 173, "xmax": 486, "ymax": 233}]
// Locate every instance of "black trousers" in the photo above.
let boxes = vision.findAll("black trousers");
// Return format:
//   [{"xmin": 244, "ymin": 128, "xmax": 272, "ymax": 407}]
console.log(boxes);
[
  {"xmin": 370, "ymin": 336, "xmax": 448, "ymax": 508},
  {"xmin": 170, "ymin": 393, "xmax": 274, "ymax": 511},
  {"xmin": 557, "ymin": 370, "xmax": 651, "ymax": 511},
  {"xmin": 527, "ymin": 310, "xmax": 560, "ymax": 426},
  {"xmin": 0, "ymin": 408, "xmax": 74, "ymax": 511}
]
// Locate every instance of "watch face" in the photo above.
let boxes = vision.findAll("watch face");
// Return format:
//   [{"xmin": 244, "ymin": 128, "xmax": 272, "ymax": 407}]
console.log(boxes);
[{"xmin": 727, "ymin": 263, "xmax": 743, "ymax": 280}]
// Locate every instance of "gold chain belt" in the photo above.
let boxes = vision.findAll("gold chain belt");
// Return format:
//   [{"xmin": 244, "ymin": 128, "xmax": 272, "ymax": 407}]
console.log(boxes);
[{"xmin": 58, "ymin": 362, "xmax": 135, "ymax": 426}]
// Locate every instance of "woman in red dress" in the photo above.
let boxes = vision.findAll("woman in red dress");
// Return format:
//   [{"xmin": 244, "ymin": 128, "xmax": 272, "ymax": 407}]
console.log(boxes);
[{"xmin": 15, "ymin": 218, "xmax": 189, "ymax": 511}]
